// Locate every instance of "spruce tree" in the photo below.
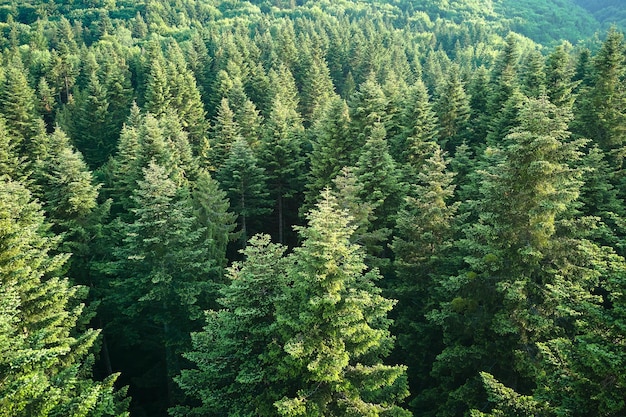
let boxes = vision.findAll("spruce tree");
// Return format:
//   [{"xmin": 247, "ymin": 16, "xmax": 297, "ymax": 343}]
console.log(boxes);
[
  {"xmin": 209, "ymin": 97, "xmax": 240, "ymax": 170},
  {"xmin": 392, "ymin": 146, "xmax": 459, "ymax": 412},
  {"xmin": 172, "ymin": 235, "xmax": 291, "ymax": 417},
  {"xmin": 274, "ymin": 191, "xmax": 411, "ymax": 416},
  {"xmin": 428, "ymin": 97, "xmax": 589, "ymax": 416},
  {"xmin": 0, "ymin": 56, "xmax": 46, "ymax": 153},
  {"xmin": 0, "ymin": 177, "xmax": 128, "ymax": 417},
  {"xmin": 217, "ymin": 137, "xmax": 272, "ymax": 245},
  {"xmin": 545, "ymin": 42, "xmax": 578, "ymax": 109},
  {"xmin": 104, "ymin": 161, "xmax": 218, "ymax": 415},
  {"xmin": 258, "ymin": 82, "xmax": 306, "ymax": 244},
  {"xmin": 305, "ymin": 97, "xmax": 353, "ymax": 208},
  {"xmin": 434, "ymin": 64, "xmax": 471, "ymax": 152}
]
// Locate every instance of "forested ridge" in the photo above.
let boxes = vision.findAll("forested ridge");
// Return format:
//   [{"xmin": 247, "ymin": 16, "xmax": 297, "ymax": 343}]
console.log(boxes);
[{"xmin": 2, "ymin": 0, "xmax": 626, "ymax": 416}]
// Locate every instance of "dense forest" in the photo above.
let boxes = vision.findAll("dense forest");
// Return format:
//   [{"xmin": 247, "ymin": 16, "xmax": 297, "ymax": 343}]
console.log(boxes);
[{"xmin": 2, "ymin": 0, "xmax": 626, "ymax": 416}]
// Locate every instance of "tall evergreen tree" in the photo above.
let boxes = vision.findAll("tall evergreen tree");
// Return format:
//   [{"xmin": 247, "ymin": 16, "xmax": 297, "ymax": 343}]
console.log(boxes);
[
  {"xmin": 305, "ymin": 97, "xmax": 353, "ymax": 208},
  {"xmin": 258, "ymin": 81, "xmax": 306, "ymax": 244},
  {"xmin": 274, "ymin": 191, "xmax": 411, "ymax": 416},
  {"xmin": 209, "ymin": 97, "xmax": 240, "ymax": 170},
  {"xmin": 427, "ymin": 97, "xmax": 589, "ymax": 416},
  {"xmin": 104, "ymin": 161, "xmax": 219, "ymax": 415},
  {"xmin": 0, "ymin": 177, "xmax": 128, "ymax": 417},
  {"xmin": 172, "ymin": 235, "xmax": 291, "ymax": 417},
  {"xmin": 217, "ymin": 137, "xmax": 272, "ymax": 245},
  {"xmin": 434, "ymin": 64, "xmax": 471, "ymax": 152},
  {"xmin": 392, "ymin": 146, "xmax": 459, "ymax": 412}
]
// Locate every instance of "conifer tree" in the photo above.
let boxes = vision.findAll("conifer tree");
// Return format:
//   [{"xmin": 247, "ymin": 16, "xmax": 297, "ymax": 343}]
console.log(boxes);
[
  {"xmin": 434, "ymin": 64, "xmax": 471, "ymax": 152},
  {"xmin": 393, "ymin": 149, "xmax": 460, "ymax": 413},
  {"xmin": 521, "ymin": 50, "xmax": 546, "ymax": 99},
  {"xmin": 209, "ymin": 97, "xmax": 240, "ymax": 170},
  {"xmin": 394, "ymin": 78, "xmax": 440, "ymax": 182},
  {"xmin": 486, "ymin": 33, "xmax": 523, "ymax": 145},
  {"xmin": 235, "ymin": 98, "xmax": 264, "ymax": 148},
  {"xmin": 104, "ymin": 161, "xmax": 218, "ymax": 414},
  {"xmin": 305, "ymin": 97, "xmax": 353, "ymax": 208},
  {"xmin": 1, "ymin": 56, "xmax": 46, "ymax": 152},
  {"xmin": 172, "ymin": 235, "xmax": 291, "ymax": 417},
  {"xmin": 144, "ymin": 46, "xmax": 171, "ymax": 116},
  {"xmin": 274, "ymin": 191, "xmax": 410, "ymax": 417},
  {"xmin": 545, "ymin": 42, "xmax": 578, "ymax": 109},
  {"xmin": 576, "ymin": 28, "xmax": 626, "ymax": 152},
  {"xmin": 217, "ymin": 137, "xmax": 272, "ymax": 245},
  {"xmin": 349, "ymin": 72, "xmax": 389, "ymax": 148},
  {"xmin": 191, "ymin": 169, "xmax": 238, "ymax": 271},
  {"xmin": 299, "ymin": 48, "xmax": 336, "ymax": 125},
  {"xmin": 428, "ymin": 97, "xmax": 589, "ymax": 415},
  {"xmin": 354, "ymin": 123, "xmax": 405, "ymax": 235},
  {"xmin": 0, "ymin": 116, "xmax": 21, "ymax": 180},
  {"xmin": 32, "ymin": 127, "xmax": 101, "ymax": 272},
  {"xmin": 0, "ymin": 177, "xmax": 129, "ymax": 417},
  {"xmin": 64, "ymin": 70, "xmax": 114, "ymax": 168},
  {"xmin": 258, "ymin": 81, "xmax": 306, "ymax": 244}
]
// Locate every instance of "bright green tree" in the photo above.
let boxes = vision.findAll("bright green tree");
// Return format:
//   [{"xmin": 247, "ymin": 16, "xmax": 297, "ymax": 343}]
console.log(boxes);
[
  {"xmin": 274, "ymin": 190, "xmax": 411, "ymax": 417},
  {"xmin": 172, "ymin": 235, "xmax": 291, "ymax": 417},
  {"xmin": 0, "ymin": 177, "xmax": 129, "ymax": 417}
]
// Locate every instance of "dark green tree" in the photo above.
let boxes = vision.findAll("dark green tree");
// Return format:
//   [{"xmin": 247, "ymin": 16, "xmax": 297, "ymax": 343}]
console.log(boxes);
[
  {"xmin": 217, "ymin": 137, "xmax": 272, "ymax": 245},
  {"xmin": 428, "ymin": 97, "xmax": 589, "ymax": 416},
  {"xmin": 104, "ymin": 161, "xmax": 219, "ymax": 415},
  {"xmin": 434, "ymin": 64, "xmax": 471, "ymax": 152},
  {"xmin": 305, "ymin": 97, "xmax": 353, "ymax": 208}
]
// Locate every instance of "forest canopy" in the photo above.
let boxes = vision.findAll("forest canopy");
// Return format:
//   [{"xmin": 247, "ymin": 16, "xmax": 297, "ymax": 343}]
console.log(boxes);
[{"xmin": 2, "ymin": 0, "xmax": 626, "ymax": 416}]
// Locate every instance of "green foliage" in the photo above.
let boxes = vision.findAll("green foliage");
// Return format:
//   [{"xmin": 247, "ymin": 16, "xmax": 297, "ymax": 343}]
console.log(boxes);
[
  {"xmin": 172, "ymin": 235, "xmax": 291, "ymax": 417},
  {"xmin": 3, "ymin": 2, "xmax": 626, "ymax": 416},
  {"xmin": 275, "ymin": 190, "xmax": 410, "ymax": 416},
  {"xmin": 0, "ymin": 177, "xmax": 128, "ymax": 417}
]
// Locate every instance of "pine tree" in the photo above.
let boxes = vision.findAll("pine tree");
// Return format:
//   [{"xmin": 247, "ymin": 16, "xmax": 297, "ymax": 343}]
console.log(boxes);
[
  {"xmin": 392, "ymin": 146, "xmax": 459, "ymax": 412},
  {"xmin": 258, "ymin": 84, "xmax": 306, "ymax": 244},
  {"xmin": 428, "ymin": 97, "xmax": 588, "ymax": 415},
  {"xmin": 217, "ymin": 137, "xmax": 272, "ymax": 245},
  {"xmin": 1, "ymin": 56, "xmax": 46, "ymax": 153},
  {"xmin": 172, "ymin": 235, "xmax": 291, "ymax": 417},
  {"xmin": 104, "ymin": 161, "xmax": 218, "ymax": 415},
  {"xmin": 545, "ymin": 42, "xmax": 578, "ymax": 109},
  {"xmin": 305, "ymin": 97, "xmax": 353, "ymax": 208},
  {"xmin": 209, "ymin": 97, "xmax": 240, "ymax": 170},
  {"xmin": 274, "ymin": 191, "xmax": 411, "ymax": 416},
  {"xmin": 521, "ymin": 50, "xmax": 546, "ymax": 99},
  {"xmin": 434, "ymin": 64, "xmax": 471, "ymax": 152},
  {"xmin": 0, "ymin": 177, "xmax": 128, "ymax": 417},
  {"xmin": 191, "ymin": 169, "xmax": 238, "ymax": 271}
]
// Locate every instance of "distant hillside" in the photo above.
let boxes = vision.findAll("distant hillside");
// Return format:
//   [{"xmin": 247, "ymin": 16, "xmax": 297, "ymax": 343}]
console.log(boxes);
[
  {"xmin": 574, "ymin": 0, "xmax": 626, "ymax": 30},
  {"xmin": 495, "ymin": 0, "xmax": 600, "ymax": 44}
]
